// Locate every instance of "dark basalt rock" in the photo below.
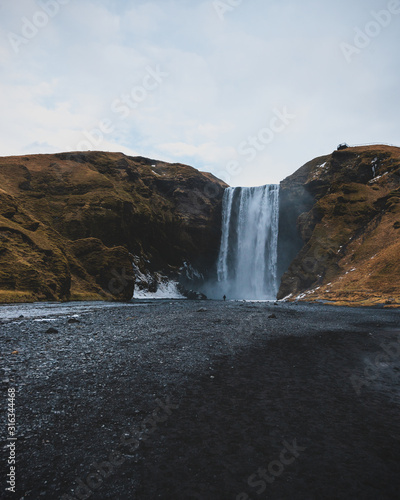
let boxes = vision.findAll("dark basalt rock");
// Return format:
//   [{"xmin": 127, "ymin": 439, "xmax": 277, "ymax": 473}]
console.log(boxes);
[
  {"xmin": 45, "ymin": 327, "xmax": 58, "ymax": 334},
  {"xmin": 179, "ymin": 286, "xmax": 208, "ymax": 300}
]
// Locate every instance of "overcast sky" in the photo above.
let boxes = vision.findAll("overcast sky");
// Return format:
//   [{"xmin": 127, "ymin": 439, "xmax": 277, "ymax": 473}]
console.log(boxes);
[{"xmin": 1, "ymin": 0, "xmax": 399, "ymax": 186}]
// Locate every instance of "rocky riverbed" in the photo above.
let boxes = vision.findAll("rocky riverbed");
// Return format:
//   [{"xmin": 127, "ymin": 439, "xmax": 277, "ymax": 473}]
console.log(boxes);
[{"xmin": 1, "ymin": 300, "xmax": 400, "ymax": 499}]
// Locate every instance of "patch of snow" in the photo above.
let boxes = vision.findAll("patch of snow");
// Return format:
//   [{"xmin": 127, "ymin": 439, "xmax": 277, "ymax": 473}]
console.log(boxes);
[
  {"xmin": 369, "ymin": 174, "xmax": 381, "ymax": 183},
  {"xmin": 243, "ymin": 299, "xmax": 273, "ymax": 303},
  {"xmin": 318, "ymin": 162, "xmax": 327, "ymax": 169},
  {"xmin": 133, "ymin": 281, "xmax": 185, "ymax": 299},
  {"xmin": 33, "ymin": 318, "xmax": 58, "ymax": 323},
  {"xmin": 133, "ymin": 260, "xmax": 186, "ymax": 299},
  {"xmin": 133, "ymin": 265, "xmax": 151, "ymax": 285},
  {"xmin": 371, "ymin": 157, "xmax": 379, "ymax": 177},
  {"xmin": 368, "ymin": 172, "xmax": 388, "ymax": 184},
  {"xmin": 181, "ymin": 262, "xmax": 203, "ymax": 281}
]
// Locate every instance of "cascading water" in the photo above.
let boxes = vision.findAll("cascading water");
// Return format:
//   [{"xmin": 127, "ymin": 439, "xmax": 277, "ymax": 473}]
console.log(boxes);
[{"xmin": 216, "ymin": 185, "xmax": 280, "ymax": 300}]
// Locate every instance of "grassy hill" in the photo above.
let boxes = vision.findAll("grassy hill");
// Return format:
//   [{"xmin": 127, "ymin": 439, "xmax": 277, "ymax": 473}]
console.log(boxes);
[
  {"xmin": 0, "ymin": 151, "xmax": 226, "ymax": 303},
  {"xmin": 278, "ymin": 145, "xmax": 400, "ymax": 307}
]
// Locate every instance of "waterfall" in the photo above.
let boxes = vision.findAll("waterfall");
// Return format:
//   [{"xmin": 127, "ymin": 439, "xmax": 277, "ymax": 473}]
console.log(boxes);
[{"xmin": 216, "ymin": 185, "xmax": 280, "ymax": 300}]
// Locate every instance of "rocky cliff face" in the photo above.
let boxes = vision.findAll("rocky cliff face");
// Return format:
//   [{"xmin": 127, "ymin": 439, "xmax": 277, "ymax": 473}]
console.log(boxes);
[
  {"xmin": 278, "ymin": 145, "xmax": 400, "ymax": 306},
  {"xmin": 2, "ymin": 146, "xmax": 399, "ymax": 306},
  {"xmin": 0, "ymin": 152, "xmax": 226, "ymax": 302}
]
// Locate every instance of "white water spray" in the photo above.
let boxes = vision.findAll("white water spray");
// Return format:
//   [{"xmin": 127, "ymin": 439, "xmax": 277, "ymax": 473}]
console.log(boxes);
[{"xmin": 216, "ymin": 185, "xmax": 280, "ymax": 300}]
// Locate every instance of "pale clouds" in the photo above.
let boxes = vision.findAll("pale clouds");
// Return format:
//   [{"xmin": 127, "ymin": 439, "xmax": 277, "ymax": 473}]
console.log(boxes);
[{"xmin": 0, "ymin": 0, "xmax": 399, "ymax": 186}]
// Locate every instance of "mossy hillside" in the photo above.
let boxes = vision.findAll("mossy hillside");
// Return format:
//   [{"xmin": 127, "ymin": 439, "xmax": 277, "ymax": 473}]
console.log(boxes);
[
  {"xmin": 278, "ymin": 145, "xmax": 400, "ymax": 306},
  {"xmin": 0, "ymin": 152, "xmax": 226, "ymax": 302}
]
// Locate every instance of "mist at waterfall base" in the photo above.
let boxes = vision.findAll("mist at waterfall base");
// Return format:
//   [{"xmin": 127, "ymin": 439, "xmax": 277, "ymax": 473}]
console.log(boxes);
[{"xmin": 204, "ymin": 185, "xmax": 280, "ymax": 300}]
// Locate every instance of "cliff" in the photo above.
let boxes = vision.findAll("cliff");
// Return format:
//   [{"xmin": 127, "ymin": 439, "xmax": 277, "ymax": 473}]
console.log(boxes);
[
  {"xmin": 278, "ymin": 145, "xmax": 400, "ymax": 306},
  {"xmin": 0, "ymin": 152, "xmax": 226, "ymax": 302}
]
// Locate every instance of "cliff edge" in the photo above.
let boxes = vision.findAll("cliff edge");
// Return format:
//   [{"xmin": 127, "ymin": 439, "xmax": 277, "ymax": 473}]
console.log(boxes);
[
  {"xmin": 0, "ymin": 152, "xmax": 226, "ymax": 302},
  {"xmin": 278, "ymin": 145, "xmax": 400, "ymax": 307}
]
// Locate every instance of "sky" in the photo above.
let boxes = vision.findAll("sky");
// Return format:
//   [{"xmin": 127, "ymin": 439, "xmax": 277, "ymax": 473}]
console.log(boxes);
[{"xmin": 0, "ymin": 0, "xmax": 399, "ymax": 186}]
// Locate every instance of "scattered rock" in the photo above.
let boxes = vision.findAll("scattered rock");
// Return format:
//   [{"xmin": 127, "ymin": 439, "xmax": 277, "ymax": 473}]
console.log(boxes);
[
  {"xmin": 268, "ymin": 314, "xmax": 277, "ymax": 319},
  {"xmin": 45, "ymin": 327, "xmax": 59, "ymax": 334},
  {"xmin": 67, "ymin": 318, "xmax": 80, "ymax": 324},
  {"xmin": 11, "ymin": 350, "xmax": 19, "ymax": 355},
  {"xmin": 183, "ymin": 289, "xmax": 208, "ymax": 300},
  {"xmin": 197, "ymin": 308, "xmax": 207, "ymax": 313}
]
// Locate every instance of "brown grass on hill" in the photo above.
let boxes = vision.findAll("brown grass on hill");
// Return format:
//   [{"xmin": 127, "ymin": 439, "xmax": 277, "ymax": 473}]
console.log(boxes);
[{"xmin": 279, "ymin": 145, "xmax": 400, "ymax": 307}]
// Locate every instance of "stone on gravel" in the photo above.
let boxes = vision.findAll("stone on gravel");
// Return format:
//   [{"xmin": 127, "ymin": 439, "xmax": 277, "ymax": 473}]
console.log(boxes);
[{"xmin": 45, "ymin": 327, "xmax": 59, "ymax": 334}]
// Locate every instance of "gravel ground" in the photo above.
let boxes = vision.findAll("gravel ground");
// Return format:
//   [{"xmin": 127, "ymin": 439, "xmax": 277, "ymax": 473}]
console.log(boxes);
[{"xmin": 1, "ymin": 300, "xmax": 400, "ymax": 500}]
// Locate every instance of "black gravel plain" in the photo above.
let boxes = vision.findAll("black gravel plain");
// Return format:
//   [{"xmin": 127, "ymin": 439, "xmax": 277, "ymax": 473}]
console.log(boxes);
[{"xmin": 1, "ymin": 300, "xmax": 400, "ymax": 500}]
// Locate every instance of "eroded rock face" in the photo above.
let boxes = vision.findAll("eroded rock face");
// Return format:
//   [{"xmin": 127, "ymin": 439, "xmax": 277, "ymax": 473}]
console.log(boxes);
[
  {"xmin": 277, "ymin": 159, "xmax": 317, "ymax": 281},
  {"xmin": 0, "ymin": 152, "xmax": 227, "ymax": 302},
  {"xmin": 277, "ymin": 145, "xmax": 400, "ymax": 306}
]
